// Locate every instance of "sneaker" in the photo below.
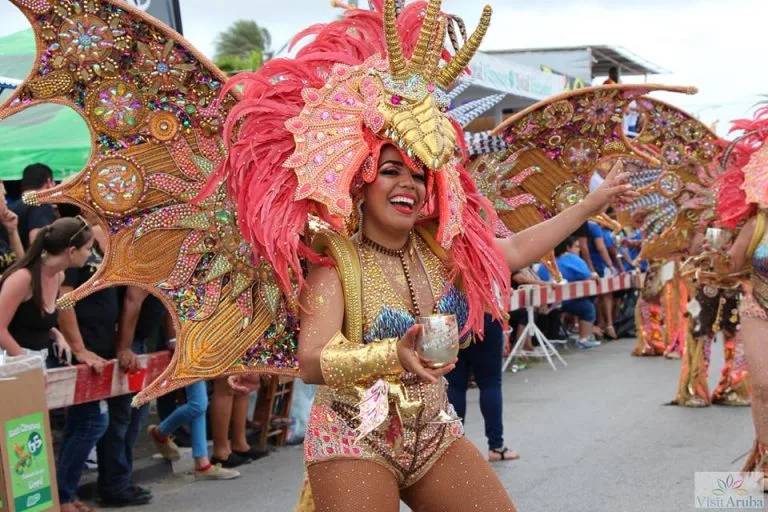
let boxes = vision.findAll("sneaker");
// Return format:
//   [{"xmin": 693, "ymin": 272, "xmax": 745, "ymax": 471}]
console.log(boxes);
[
  {"xmin": 587, "ymin": 335, "xmax": 602, "ymax": 346},
  {"xmin": 576, "ymin": 339, "xmax": 600, "ymax": 349},
  {"xmin": 147, "ymin": 425, "xmax": 181, "ymax": 461},
  {"xmin": 195, "ymin": 463, "xmax": 240, "ymax": 480}
]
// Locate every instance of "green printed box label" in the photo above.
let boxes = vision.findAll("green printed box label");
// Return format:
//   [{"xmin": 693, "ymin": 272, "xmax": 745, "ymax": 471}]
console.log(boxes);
[{"xmin": 5, "ymin": 413, "xmax": 52, "ymax": 512}]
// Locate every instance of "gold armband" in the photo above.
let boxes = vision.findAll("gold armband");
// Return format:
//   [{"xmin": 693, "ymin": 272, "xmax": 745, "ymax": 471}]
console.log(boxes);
[{"xmin": 320, "ymin": 332, "xmax": 404, "ymax": 388}]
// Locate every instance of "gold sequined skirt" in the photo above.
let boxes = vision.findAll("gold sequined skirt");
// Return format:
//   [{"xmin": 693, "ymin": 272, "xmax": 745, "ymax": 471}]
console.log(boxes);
[{"xmin": 304, "ymin": 375, "xmax": 464, "ymax": 488}]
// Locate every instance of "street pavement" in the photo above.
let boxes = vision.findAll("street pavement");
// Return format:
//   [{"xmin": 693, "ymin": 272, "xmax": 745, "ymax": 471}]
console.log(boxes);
[{"xmin": 117, "ymin": 338, "xmax": 755, "ymax": 512}]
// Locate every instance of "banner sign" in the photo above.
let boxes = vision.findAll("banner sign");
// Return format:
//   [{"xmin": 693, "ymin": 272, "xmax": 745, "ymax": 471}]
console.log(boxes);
[
  {"xmin": 125, "ymin": 0, "xmax": 183, "ymax": 34},
  {"xmin": 468, "ymin": 53, "xmax": 565, "ymax": 100}
]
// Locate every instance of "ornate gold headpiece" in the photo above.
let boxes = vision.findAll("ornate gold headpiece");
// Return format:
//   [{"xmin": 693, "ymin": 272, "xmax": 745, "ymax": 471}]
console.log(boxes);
[{"xmin": 375, "ymin": 0, "xmax": 492, "ymax": 170}]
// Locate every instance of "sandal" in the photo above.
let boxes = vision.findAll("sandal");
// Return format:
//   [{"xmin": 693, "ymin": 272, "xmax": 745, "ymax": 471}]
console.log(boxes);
[{"xmin": 488, "ymin": 447, "xmax": 520, "ymax": 462}]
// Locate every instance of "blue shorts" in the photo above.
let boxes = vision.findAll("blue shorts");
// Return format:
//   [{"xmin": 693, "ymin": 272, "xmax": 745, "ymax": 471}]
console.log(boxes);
[{"xmin": 562, "ymin": 298, "xmax": 596, "ymax": 323}]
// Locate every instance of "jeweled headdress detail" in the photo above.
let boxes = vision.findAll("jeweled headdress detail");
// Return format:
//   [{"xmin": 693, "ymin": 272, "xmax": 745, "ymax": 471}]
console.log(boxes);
[
  {"xmin": 209, "ymin": 0, "xmax": 510, "ymax": 336},
  {"xmin": 1, "ymin": 0, "xmax": 509, "ymax": 403}
]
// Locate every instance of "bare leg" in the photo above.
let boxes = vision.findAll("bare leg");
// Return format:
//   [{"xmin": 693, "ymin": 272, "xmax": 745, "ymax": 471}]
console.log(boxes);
[
  {"xmin": 401, "ymin": 438, "xmax": 516, "ymax": 512},
  {"xmin": 602, "ymin": 294, "xmax": 616, "ymax": 338},
  {"xmin": 211, "ymin": 377, "xmax": 234, "ymax": 460},
  {"xmin": 578, "ymin": 320, "xmax": 592, "ymax": 340},
  {"xmin": 741, "ymin": 317, "xmax": 768, "ymax": 444},
  {"xmin": 230, "ymin": 393, "xmax": 251, "ymax": 452},
  {"xmin": 738, "ymin": 316, "xmax": 768, "ymax": 485},
  {"xmin": 307, "ymin": 460, "xmax": 400, "ymax": 512},
  {"xmin": 596, "ymin": 294, "xmax": 606, "ymax": 329},
  {"xmin": 517, "ymin": 324, "xmax": 533, "ymax": 352}
]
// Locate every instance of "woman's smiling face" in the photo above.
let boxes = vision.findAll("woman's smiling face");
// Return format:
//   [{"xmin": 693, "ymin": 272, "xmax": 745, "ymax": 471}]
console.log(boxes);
[{"xmin": 362, "ymin": 144, "xmax": 427, "ymax": 235}]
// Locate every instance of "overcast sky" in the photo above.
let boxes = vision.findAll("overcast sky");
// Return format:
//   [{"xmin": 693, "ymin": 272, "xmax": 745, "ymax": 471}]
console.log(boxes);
[{"xmin": 0, "ymin": 0, "xmax": 765, "ymax": 135}]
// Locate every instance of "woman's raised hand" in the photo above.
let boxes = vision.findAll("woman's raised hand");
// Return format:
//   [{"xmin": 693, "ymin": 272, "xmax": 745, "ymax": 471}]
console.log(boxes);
[{"xmin": 584, "ymin": 160, "xmax": 639, "ymax": 214}]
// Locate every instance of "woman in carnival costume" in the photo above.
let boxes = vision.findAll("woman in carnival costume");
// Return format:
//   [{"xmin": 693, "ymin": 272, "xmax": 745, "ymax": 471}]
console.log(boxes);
[
  {"xmin": 712, "ymin": 106, "xmax": 768, "ymax": 489},
  {"xmin": 671, "ymin": 231, "xmax": 750, "ymax": 407},
  {"xmin": 223, "ymin": 0, "xmax": 634, "ymax": 508},
  {"xmin": 1, "ymin": 0, "xmax": 633, "ymax": 508},
  {"xmin": 632, "ymin": 260, "xmax": 666, "ymax": 356}
]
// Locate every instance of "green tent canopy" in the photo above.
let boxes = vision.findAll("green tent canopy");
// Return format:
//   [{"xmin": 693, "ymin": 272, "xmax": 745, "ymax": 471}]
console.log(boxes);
[
  {"xmin": 0, "ymin": 29, "xmax": 91, "ymax": 180},
  {"xmin": 0, "ymin": 105, "xmax": 91, "ymax": 180}
]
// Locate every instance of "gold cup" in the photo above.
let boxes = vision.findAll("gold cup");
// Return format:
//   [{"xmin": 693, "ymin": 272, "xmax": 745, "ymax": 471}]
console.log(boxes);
[{"xmin": 416, "ymin": 314, "xmax": 459, "ymax": 369}]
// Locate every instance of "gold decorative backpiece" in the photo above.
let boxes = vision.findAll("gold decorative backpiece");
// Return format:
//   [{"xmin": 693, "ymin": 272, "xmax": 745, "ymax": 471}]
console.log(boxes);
[
  {"xmin": 473, "ymin": 85, "xmax": 720, "ymax": 261},
  {"xmin": 1, "ymin": 0, "xmax": 298, "ymax": 403}
]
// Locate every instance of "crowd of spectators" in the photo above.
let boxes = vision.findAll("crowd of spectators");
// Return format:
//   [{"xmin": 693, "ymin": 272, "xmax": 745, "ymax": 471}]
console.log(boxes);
[{"xmin": 0, "ymin": 164, "xmax": 274, "ymax": 512}]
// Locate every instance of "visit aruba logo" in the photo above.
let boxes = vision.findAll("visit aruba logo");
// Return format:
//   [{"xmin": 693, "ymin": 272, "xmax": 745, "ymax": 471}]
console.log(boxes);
[
  {"xmin": 711, "ymin": 474, "xmax": 749, "ymax": 497},
  {"xmin": 695, "ymin": 472, "xmax": 765, "ymax": 509}
]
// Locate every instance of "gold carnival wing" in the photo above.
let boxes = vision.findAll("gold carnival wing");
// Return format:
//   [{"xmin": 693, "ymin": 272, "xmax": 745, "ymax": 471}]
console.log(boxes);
[
  {"xmin": 0, "ymin": 0, "xmax": 298, "ymax": 404},
  {"xmin": 608, "ymin": 96, "xmax": 721, "ymax": 259},
  {"xmin": 481, "ymin": 84, "xmax": 714, "ymax": 261}
]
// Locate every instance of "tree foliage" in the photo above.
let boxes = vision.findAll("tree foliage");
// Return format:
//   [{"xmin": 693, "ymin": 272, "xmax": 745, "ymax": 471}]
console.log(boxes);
[
  {"xmin": 215, "ymin": 20, "xmax": 271, "ymax": 60},
  {"xmin": 214, "ymin": 51, "xmax": 263, "ymax": 75}
]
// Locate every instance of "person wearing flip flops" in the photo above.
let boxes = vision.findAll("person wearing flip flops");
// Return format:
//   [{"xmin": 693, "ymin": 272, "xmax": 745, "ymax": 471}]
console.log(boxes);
[
  {"xmin": 446, "ymin": 313, "xmax": 521, "ymax": 463},
  {"xmin": 210, "ymin": 377, "xmax": 269, "ymax": 468}
]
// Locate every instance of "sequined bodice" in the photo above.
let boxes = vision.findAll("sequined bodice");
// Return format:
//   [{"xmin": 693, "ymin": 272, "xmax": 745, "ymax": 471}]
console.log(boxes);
[
  {"xmin": 751, "ymin": 224, "xmax": 768, "ymax": 309},
  {"xmin": 306, "ymin": 230, "xmax": 467, "ymax": 482},
  {"xmin": 357, "ymin": 234, "xmax": 468, "ymax": 344}
]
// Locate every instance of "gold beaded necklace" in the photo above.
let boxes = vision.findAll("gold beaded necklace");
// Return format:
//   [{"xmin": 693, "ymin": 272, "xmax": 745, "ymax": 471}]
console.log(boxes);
[{"xmin": 361, "ymin": 233, "xmax": 421, "ymax": 317}]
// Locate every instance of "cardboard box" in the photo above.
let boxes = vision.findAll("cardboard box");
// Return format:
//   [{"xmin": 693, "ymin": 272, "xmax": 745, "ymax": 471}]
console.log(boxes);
[{"xmin": 0, "ymin": 356, "xmax": 58, "ymax": 512}]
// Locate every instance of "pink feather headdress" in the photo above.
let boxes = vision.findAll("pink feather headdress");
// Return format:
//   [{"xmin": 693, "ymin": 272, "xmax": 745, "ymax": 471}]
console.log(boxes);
[
  {"xmin": 715, "ymin": 106, "xmax": 768, "ymax": 229},
  {"xmin": 203, "ymin": 0, "xmax": 511, "ymax": 335}
]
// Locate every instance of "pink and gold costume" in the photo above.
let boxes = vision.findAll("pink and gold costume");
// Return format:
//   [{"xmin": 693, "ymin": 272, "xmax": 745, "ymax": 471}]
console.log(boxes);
[{"xmin": 305, "ymin": 229, "xmax": 466, "ymax": 487}]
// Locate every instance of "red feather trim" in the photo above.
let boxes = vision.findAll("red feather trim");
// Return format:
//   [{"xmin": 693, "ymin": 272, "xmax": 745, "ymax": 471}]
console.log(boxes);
[{"xmin": 715, "ymin": 107, "xmax": 768, "ymax": 228}]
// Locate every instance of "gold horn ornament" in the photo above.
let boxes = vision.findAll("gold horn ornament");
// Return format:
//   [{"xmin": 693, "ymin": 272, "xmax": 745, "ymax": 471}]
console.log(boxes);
[
  {"xmin": 383, "ymin": 0, "xmax": 408, "ymax": 79},
  {"xmin": 436, "ymin": 5, "xmax": 492, "ymax": 89},
  {"xmin": 409, "ymin": 0, "xmax": 443, "ymax": 76},
  {"xmin": 377, "ymin": 0, "xmax": 492, "ymax": 170}
]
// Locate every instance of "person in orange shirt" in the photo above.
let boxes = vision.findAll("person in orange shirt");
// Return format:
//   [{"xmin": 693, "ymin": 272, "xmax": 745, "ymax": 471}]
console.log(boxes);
[{"xmin": 603, "ymin": 66, "xmax": 620, "ymax": 85}]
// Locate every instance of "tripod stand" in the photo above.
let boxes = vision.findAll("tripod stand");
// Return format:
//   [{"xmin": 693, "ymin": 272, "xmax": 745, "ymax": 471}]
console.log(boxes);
[{"xmin": 502, "ymin": 288, "xmax": 567, "ymax": 372}]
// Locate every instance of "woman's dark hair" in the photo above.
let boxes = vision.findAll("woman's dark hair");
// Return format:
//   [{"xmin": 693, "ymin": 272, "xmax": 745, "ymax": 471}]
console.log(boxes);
[
  {"xmin": 0, "ymin": 217, "xmax": 92, "ymax": 313},
  {"xmin": 555, "ymin": 236, "xmax": 578, "ymax": 257}
]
